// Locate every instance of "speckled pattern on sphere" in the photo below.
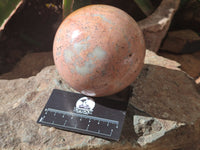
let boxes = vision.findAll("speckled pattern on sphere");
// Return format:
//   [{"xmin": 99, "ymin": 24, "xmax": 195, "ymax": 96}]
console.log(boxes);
[{"xmin": 53, "ymin": 5, "xmax": 145, "ymax": 97}]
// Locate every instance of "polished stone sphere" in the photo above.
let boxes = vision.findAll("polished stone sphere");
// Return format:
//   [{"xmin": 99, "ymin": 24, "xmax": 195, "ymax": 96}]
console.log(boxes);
[{"xmin": 53, "ymin": 5, "xmax": 145, "ymax": 97}]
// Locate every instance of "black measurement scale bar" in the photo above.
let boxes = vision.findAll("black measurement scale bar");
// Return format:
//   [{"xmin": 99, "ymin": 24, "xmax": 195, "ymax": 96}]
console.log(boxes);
[{"xmin": 37, "ymin": 89, "xmax": 130, "ymax": 141}]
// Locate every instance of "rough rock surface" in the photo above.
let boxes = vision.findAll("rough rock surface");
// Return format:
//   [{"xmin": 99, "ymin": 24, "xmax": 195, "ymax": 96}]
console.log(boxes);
[
  {"xmin": 133, "ymin": 115, "xmax": 185, "ymax": 146},
  {"xmin": 0, "ymin": 50, "xmax": 200, "ymax": 150},
  {"xmin": 159, "ymin": 51, "xmax": 200, "ymax": 79},
  {"xmin": 196, "ymin": 77, "xmax": 200, "ymax": 84},
  {"xmin": 139, "ymin": 0, "xmax": 180, "ymax": 52},
  {"xmin": 0, "ymin": 52, "xmax": 54, "ymax": 79},
  {"xmin": 160, "ymin": 29, "xmax": 200, "ymax": 53},
  {"xmin": 145, "ymin": 50, "xmax": 180, "ymax": 70},
  {"xmin": 131, "ymin": 52, "xmax": 200, "ymax": 123}
]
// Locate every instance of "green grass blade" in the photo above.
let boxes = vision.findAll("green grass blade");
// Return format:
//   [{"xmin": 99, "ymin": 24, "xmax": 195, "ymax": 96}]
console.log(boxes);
[
  {"xmin": 62, "ymin": 0, "xmax": 74, "ymax": 19},
  {"xmin": 134, "ymin": 0, "xmax": 155, "ymax": 16},
  {"xmin": 0, "ymin": 0, "xmax": 23, "ymax": 30}
]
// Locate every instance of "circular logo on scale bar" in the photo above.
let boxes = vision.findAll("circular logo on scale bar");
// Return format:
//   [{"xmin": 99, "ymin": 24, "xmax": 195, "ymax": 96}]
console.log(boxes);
[{"xmin": 74, "ymin": 97, "xmax": 95, "ymax": 115}]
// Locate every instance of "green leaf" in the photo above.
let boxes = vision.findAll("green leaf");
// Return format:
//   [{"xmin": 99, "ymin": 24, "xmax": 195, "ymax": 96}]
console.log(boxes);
[
  {"xmin": 0, "ymin": 0, "xmax": 23, "ymax": 30},
  {"xmin": 134, "ymin": 0, "xmax": 155, "ymax": 16},
  {"xmin": 62, "ymin": 0, "xmax": 74, "ymax": 19}
]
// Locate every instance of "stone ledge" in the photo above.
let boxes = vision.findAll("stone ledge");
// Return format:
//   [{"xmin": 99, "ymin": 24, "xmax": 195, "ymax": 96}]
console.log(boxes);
[{"xmin": 0, "ymin": 50, "xmax": 200, "ymax": 150}]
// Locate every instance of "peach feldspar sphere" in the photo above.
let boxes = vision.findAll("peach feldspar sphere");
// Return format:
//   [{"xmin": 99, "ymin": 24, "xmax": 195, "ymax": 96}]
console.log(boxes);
[{"xmin": 53, "ymin": 5, "xmax": 145, "ymax": 97}]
